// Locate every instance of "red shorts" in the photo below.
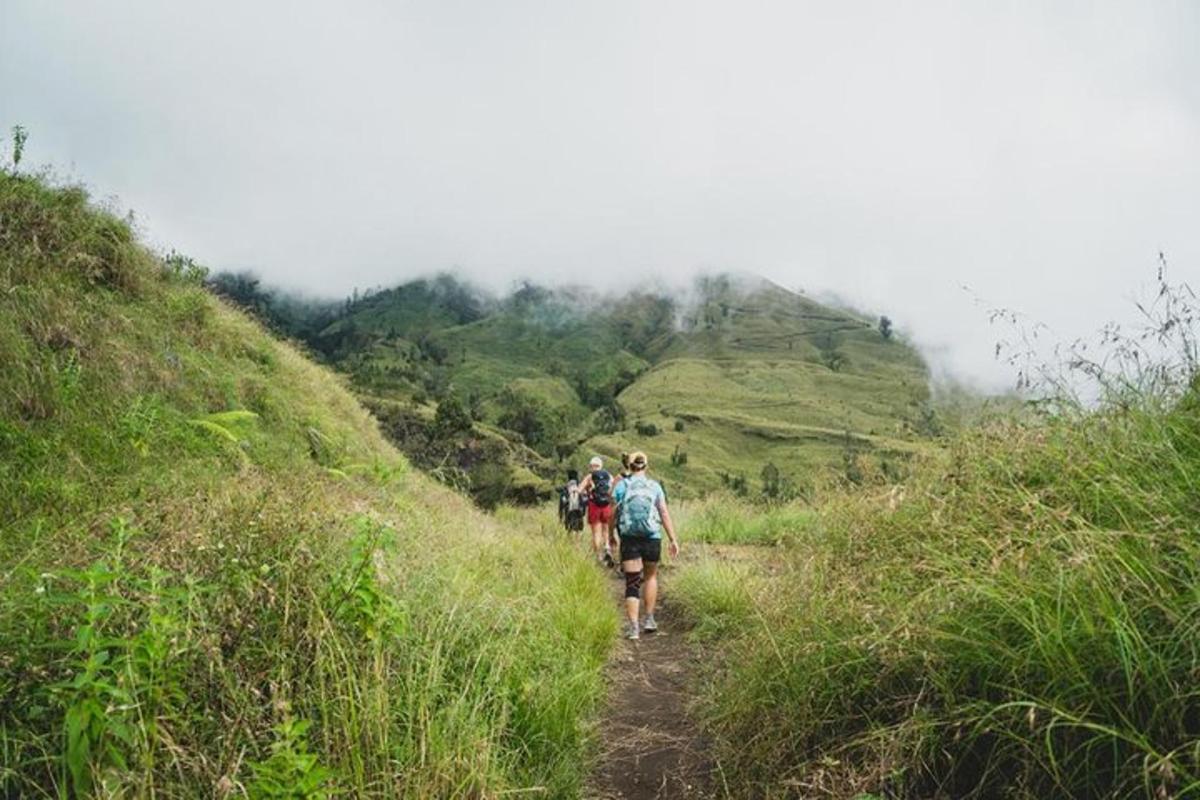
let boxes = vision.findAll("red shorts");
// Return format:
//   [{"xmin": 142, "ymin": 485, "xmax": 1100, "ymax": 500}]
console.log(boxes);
[{"xmin": 587, "ymin": 503, "xmax": 614, "ymax": 526}]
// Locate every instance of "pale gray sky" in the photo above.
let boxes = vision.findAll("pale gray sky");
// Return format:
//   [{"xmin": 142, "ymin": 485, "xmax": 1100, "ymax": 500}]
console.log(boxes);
[{"xmin": 3, "ymin": 1, "xmax": 1198, "ymax": 388}]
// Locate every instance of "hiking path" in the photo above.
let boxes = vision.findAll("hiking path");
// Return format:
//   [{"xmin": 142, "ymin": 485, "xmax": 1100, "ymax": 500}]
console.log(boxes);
[{"xmin": 587, "ymin": 562, "xmax": 722, "ymax": 800}]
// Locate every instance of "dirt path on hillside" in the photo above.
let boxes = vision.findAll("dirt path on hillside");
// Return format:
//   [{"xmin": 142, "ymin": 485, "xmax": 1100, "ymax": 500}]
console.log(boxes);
[{"xmin": 587, "ymin": 567, "xmax": 720, "ymax": 800}]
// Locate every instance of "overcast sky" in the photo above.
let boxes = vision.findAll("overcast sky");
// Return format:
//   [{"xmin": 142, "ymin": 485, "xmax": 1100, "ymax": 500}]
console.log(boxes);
[{"xmin": 3, "ymin": 1, "xmax": 1198, "ymax": 388}]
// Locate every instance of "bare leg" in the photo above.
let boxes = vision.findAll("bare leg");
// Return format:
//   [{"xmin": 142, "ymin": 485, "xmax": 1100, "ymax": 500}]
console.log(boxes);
[
  {"xmin": 590, "ymin": 521, "xmax": 606, "ymax": 560},
  {"xmin": 643, "ymin": 561, "xmax": 659, "ymax": 618},
  {"xmin": 622, "ymin": 557, "xmax": 643, "ymax": 624}
]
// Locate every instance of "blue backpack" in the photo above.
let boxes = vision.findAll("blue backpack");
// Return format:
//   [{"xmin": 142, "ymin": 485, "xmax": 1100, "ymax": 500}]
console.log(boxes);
[{"xmin": 618, "ymin": 476, "xmax": 661, "ymax": 536}]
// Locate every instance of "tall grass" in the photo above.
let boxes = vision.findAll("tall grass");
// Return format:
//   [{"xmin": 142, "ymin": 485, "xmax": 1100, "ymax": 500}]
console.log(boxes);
[
  {"xmin": 676, "ymin": 495, "xmax": 817, "ymax": 545},
  {"xmin": 0, "ymin": 172, "xmax": 615, "ymax": 797},
  {"xmin": 674, "ymin": 274, "xmax": 1200, "ymax": 798}
]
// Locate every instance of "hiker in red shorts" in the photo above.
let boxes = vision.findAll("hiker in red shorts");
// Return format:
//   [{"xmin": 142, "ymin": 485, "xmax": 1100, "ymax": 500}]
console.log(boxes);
[{"xmin": 579, "ymin": 456, "xmax": 616, "ymax": 566}]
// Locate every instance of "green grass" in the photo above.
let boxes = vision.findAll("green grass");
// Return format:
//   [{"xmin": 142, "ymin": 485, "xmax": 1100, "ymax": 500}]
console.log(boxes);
[
  {"xmin": 310, "ymin": 272, "xmax": 936, "ymax": 499},
  {"xmin": 671, "ymin": 559, "xmax": 761, "ymax": 639},
  {"xmin": 0, "ymin": 171, "xmax": 615, "ymax": 798},
  {"xmin": 673, "ymin": 383, "xmax": 1200, "ymax": 798},
  {"xmin": 675, "ymin": 497, "xmax": 818, "ymax": 545}
]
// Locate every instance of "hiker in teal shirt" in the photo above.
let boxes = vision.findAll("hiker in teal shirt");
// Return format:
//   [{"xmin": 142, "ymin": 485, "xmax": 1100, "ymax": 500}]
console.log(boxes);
[{"xmin": 613, "ymin": 451, "xmax": 680, "ymax": 640}]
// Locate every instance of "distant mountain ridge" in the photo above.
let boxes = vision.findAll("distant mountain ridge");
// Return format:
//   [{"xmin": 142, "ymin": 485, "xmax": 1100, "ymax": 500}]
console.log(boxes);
[{"xmin": 211, "ymin": 271, "xmax": 938, "ymax": 503}]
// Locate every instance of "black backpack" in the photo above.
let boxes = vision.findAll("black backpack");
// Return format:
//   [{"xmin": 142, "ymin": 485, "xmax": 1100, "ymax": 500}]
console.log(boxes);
[{"xmin": 591, "ymin": 470, "xmax": 613, "ymax": 506}]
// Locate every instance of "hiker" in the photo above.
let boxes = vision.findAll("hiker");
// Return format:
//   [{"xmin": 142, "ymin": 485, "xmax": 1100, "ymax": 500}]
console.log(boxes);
[
  {"xmin": 608, "ymin": 453, "xmax": 632, "ymax": 560},
  {"xmin": 613, "ymin": 451, "xmax": 679, "ymax": 639},
  {"xmin": 578, "ymin": 456, "xmax": 616, "ymax": 566},
  {"xmin": 559, "ymin": 469, "xmax": 586, "ymax": 533}
]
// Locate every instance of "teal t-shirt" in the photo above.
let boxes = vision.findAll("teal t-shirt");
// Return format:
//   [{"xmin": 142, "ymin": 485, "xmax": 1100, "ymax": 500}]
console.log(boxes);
[{"xmin": 613, "ymin": 474, "xmax": 665, "ymax": 539}]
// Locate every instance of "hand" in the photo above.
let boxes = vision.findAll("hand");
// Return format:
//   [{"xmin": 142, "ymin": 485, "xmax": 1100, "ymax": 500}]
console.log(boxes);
[{"xmin": 668, "ymin": 539, "xmax": 679, "ymax": 559}]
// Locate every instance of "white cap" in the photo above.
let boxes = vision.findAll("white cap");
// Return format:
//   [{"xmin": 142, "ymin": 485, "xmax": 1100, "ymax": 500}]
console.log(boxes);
[{"xmin": 588, "ymin": 456, "xmax": 603, "ymax": 469}]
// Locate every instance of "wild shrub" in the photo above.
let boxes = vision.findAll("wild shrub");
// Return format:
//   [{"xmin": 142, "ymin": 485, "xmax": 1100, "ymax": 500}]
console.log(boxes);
[
  {"xmin": 677, "ymin": 269, "xmax": 1200, "ymax": 798},
  {"xmin": 592, "ymin": 401, "xmax": 625, "ymax": 434},
  {"xmin": 0, "ymin": 171, "xmax": 615, "ymax": 798},
  {"xmin": 879, "ymin": 315, "xmax": 893, "ymax": 340},
  {"xmin": 759, "ymin": 461, "xmax": 803, "ymax": 503},
  {"xmin": 718, "ymin": 470, "xmax": 748, "ymax": 497},
  {"xmin": 433, "ymin": 393, "xmax": 472, "ymax": 438},
  {"xmin": 670, "ymin": 444, "xmax": 688, "ymax": 466},
  {"xmin": 246, "ymin": 717, "xmax": 333, "ymax": 799},
  {"xmin": 634, "ymin": 420, "xmax": 659, "ymax": 436},
  {"xmin": 9, "ymin": 124, "xmax": 28, "ymax": 170},
  {"xmin": 162, "ymin": 250, "xmax": 209, "ymax": 285}
]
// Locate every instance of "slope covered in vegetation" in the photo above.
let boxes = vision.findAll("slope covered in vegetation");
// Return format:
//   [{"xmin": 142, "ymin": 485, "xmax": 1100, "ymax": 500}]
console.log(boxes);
[
  {"xmin": 220, "ymin": 269, "xmax": 938, "ymax": 503},
  {"xmin": 673, "ymin": 280, "xmax": 1200, "ymax": 798},
  {"xmin": 0, "ymin": 172, "xmax": 613, "ymax": 797}
]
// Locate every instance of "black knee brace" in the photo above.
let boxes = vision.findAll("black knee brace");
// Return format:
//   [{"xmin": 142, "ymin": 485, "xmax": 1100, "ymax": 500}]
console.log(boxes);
[{"xmin": 624, "ymin": 570, "xmax": 643, "ymax": 599}]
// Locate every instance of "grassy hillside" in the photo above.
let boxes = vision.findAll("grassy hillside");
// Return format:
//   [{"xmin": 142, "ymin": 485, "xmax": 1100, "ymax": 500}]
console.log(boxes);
[
  {"xmin": 0, "ymin": 172, "xmax": 613, "ymax": 797},
  {"xmin": 280, "ymin": 271, "xmax": 936, "ymax": 501},
  {"xmin": 588, "ymin": 278, "xmax": 935, "ymax": 494},
  {"xmin": 672, "ymin": 290, "xmax": 1200, "ymax": 798}
]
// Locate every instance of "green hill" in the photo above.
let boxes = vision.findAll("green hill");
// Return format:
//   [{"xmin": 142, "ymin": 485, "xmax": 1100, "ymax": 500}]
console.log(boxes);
[
  {"xmin": 278, "ymin": 272, "xmax": 937, "ymax": 500},
  {"xmin": 670, "ymin": 296, "xmax": 1200, "ymax": 797},
  {"xmin": 0, "ymin": 172, "xmax": 613, "ymax": 797}
]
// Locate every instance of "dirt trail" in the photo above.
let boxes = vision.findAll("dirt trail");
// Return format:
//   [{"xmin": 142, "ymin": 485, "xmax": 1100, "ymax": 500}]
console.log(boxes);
[{"xmin": 587, "ymin": 567, "xmax": 719, "ymax": 800}]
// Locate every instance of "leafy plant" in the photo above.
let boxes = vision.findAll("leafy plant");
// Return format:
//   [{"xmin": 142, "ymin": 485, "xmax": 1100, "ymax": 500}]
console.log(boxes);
[
  {"xmin": 327, "ymin": 521, "xmax": 405, "ymax": 643},
  {"xmin": 162, "ymin": 249, "xmax": 209, "ymax": 285},
  {"xmin": 634, "ymin": 420, "xmax": 659, "ymax": 437},
  {"xmin": 433, "ymin": 393, "xmax": 473, "ymax": 438},
  {"xmin": 246, "ymin": 717, "xmax": 332, "ymax": 799},
  {"xmin": 53, "ymin": 559, "xmax": 135, "ymax": 796},
  {"xmin": 670, "ymin": 444, "xmax": 688, "ymax": 466},
  {"xmin": 189, "ymin": 409, "xmax": 260, "ymax": 443},
  {"xmin": 10, "ymin": 124, "xmax": 28, "ymax": 171}
]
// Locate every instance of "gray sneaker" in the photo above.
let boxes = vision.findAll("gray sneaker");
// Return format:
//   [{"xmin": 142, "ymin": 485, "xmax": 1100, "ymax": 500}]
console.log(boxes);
[
  {"xmin": 642, "ymin": 614, "xmax": 658, "ymax": 633},
  {"xmin": 624, "ymin": 620, "xmax": 640, "ymax": 640}
]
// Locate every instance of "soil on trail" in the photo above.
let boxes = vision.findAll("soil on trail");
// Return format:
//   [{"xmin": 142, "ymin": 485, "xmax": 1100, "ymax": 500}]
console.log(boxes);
[{"xmin": 588, "ymin": 569, "xmax": 719, "ymax": 800}]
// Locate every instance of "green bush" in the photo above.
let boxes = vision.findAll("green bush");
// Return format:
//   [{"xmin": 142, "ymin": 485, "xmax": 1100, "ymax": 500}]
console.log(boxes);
[
  {"xmin": 676, "ymin": 378, "xmax": 1200, "ymax": 796},
  {"xmin": 0, "ymin": 172, "xmax": 614, "ymax": 798},
  {"xmin": 433, "ymin": 393, "xmax": 473, "ymax": 437}
]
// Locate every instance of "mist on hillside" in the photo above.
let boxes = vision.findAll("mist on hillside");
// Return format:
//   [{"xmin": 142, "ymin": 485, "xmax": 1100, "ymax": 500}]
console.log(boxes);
[{"xmin": 5, "ymin": 1, "xmax": 1198, "ymax": 392}]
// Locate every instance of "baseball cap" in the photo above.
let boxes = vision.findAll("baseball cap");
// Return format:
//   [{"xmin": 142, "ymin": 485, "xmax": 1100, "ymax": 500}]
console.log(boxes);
[{"xmin": 588, "ymin": 456, "xmax": 603, "ymax": 469}]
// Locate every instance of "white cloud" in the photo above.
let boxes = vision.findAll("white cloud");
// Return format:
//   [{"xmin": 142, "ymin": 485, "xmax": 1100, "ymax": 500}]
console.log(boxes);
[{"xmin": 3, "ymin": 0, "xmax": 1197, "ymax": 389}]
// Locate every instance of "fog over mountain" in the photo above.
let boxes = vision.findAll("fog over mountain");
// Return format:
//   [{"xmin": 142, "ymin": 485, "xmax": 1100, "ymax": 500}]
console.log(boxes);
[{"xmin": 3, "ymin": 1, "xmax": 1198, "ymax": 389}]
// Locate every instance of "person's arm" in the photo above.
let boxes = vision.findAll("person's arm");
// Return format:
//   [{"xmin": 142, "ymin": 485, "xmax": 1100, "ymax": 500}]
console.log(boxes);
[
  {"xmin": 609, "ymin": 482, "xmax": 624, "ymax": 547},
  {"xmin": 658, "ymin": 497, "xmax": 679, "ymax": 558},
  {"xmin": 579, "ymin": 474, "xmax": 594, "ymax": 496}
]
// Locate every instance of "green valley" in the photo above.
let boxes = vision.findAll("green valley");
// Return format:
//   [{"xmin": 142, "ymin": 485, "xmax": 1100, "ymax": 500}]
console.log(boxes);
[{"xmin": 220, "ymin": 271, "xmax": 938, "ymax": 505}]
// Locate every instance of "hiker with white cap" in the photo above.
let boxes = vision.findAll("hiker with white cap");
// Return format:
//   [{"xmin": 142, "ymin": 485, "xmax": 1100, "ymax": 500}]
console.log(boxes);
[
  {"xmin": 612, "ymin": 451, "xmax": 679, "ymax": 639},
  {"xmin": 578, "ymin": 455, "xmax": 617, "ymax": 566}
]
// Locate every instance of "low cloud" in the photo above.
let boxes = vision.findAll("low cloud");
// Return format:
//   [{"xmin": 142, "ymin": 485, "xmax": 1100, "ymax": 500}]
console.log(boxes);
[{"xmin": 3, "ymin": 1, "xmax": 1197, "ymax": 390}]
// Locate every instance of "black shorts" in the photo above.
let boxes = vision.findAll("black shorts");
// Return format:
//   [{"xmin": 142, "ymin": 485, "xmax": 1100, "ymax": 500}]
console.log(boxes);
[{"xmin": 620, "ymin": 536, "xmax": 661, "ymax": 564}]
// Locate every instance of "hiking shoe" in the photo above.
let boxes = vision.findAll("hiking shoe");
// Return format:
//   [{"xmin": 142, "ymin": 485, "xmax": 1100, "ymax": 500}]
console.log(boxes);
[
  {"xmin": 642, "ymin": 614, "xmax": 658, "ymax": 633},
  {"xmin": 624, "ymin": 621, "xmax": 640, "ymax": 640},
  {"xmin": 602, "ymin": 551, "xmax": 615, "ymax": 568}
]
